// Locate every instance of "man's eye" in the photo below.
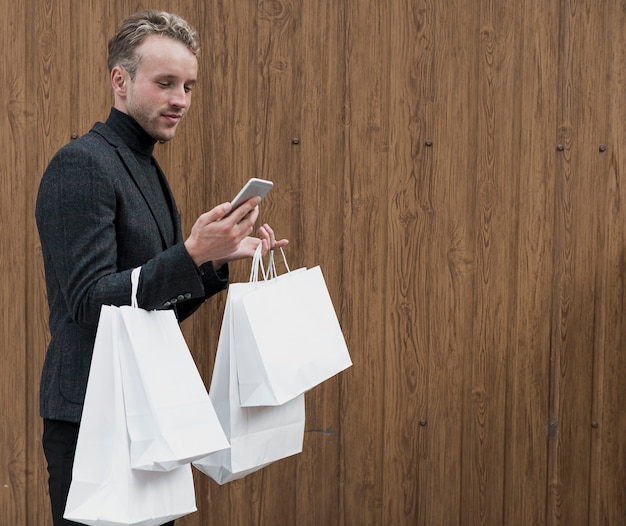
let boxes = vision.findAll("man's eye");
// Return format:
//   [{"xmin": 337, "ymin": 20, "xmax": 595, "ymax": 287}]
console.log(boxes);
[{"xmin": 158, "ymin": 82, "xmax": 171, "ymax": 88}]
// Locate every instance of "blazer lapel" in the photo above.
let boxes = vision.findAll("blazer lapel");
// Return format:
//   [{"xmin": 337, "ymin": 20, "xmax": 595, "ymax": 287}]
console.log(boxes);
[
  {"xmin": 93, "ymin": 122, "xmax": 181, "ymax": 248},
  {"xmin": 119, "ymin": 147, "xmax": 179, "ymax": 248},
  {"xmin": 152, "ymin": 157, "xmax": 183, "ymax": 244}
]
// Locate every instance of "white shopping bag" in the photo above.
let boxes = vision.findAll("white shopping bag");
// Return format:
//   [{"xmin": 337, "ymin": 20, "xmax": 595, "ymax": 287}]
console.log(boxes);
[
  {"xmin": 193, "ymin": 282, "xmax": 305, "ymax": 484},
  {"xmin": 64, "ymin": 305, "xmax": 197, "ymax": 526},
  {"xmin": 235, "ymin": 247, "xmax": 352, "ymax": 406},
  {"xmin": 118, "ymin": 268, "xmax": 229, "ymax": 472}
]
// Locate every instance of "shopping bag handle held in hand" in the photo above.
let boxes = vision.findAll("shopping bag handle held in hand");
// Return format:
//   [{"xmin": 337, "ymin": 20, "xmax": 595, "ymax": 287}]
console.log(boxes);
[
  {"xmin": 249, "ymin": 244, "xmax": 291, "ymax": 283},
  {"xmin": 249, "ymin": 244, "xmax": 266, "ymax": 283},
  {"xmin": 267, "ymin": 248, "xmax": 290, "ymax": 279}
]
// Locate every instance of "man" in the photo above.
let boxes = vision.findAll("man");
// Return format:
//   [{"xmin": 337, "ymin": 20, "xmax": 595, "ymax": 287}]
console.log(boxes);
[{"xmin": 35, "ymin": 10, "xmax": 286, "ymax": 525}]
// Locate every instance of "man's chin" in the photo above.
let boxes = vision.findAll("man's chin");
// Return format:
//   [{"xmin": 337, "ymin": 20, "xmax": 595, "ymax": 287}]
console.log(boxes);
[{"xmin": 154, "ymin": 129, "xmax": 177, "ymax": 143}]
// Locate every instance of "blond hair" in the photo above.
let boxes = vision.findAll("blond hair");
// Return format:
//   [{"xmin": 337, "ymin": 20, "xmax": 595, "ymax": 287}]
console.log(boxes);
[{"xmin": 107, "ymin": 10, "xmax": 200, "ymax": 79}]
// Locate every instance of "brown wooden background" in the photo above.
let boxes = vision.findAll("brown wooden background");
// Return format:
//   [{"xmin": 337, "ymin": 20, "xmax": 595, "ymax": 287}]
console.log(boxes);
[{"xmin": 2, "ymin": 0, "xmax": 625, "ymax": 524}]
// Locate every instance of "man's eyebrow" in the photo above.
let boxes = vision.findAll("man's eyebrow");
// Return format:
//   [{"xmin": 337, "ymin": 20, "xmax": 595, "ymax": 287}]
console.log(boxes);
[{"xmin": 156, "ymin": 74, "xmax": 198, "ymax": 84}]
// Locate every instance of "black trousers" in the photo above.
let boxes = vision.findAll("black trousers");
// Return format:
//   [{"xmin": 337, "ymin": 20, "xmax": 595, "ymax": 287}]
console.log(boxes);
[{"xmin": 42, "ymin": 419, "xmax": 175, "ymax": 526}]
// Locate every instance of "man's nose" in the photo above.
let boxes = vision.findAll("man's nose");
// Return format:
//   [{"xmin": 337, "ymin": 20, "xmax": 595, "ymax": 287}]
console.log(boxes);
[{"xmin": 170, "ymin": 86, "xmax": 190, "ymax": 108}]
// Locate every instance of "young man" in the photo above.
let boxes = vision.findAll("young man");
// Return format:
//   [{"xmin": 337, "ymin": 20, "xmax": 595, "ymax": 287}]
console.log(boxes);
[{"xmin": 35, "ymin": 10, "xmax": 286, "ymax": 525}]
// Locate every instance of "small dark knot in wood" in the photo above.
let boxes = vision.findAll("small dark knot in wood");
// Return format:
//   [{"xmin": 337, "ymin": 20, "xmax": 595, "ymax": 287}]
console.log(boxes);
[
  {"xmin": 556, "ymin": 144, "xmax": 564, "ymax": 151},
  {"xmin": 424, "ymin": 140, "xmax": 433, "ymax": 147},
  {"xmin": 292, "ymin": 138, "xmax": 300, "ymax": 145}
]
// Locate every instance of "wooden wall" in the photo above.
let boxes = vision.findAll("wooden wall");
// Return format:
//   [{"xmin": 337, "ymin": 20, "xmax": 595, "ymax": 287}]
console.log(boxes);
[{"xmin": 2, "ymin": 0, "xmax": 625, "ymax": 524}]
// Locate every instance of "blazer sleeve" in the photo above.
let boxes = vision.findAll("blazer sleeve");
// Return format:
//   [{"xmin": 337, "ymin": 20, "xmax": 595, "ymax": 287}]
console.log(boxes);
[{"xmin": 36, "ymin": 137, "xmax": 228, "ymax": 330}]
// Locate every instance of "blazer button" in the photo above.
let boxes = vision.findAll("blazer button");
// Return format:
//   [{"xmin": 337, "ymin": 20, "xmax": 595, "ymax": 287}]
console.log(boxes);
[
  {"xmin": 177, "ymin": 294, "xmax": 185, "ymax": 301},
  {"xmin": 163, "ymin": 301, "xmax": 171, "ymax": 307},
  {"xmin": 184, "ymin": 293, "xmax": 192, "ymax": 300},
  {"xmin": 170, "ymin": 297, "xmax": 178, "ymax": 304}
]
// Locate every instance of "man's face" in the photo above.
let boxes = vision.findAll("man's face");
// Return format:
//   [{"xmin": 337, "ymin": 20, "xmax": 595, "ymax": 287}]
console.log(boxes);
[{"xmin": 117, "ymin": 35, "xmax": 198, "ymax": 142}]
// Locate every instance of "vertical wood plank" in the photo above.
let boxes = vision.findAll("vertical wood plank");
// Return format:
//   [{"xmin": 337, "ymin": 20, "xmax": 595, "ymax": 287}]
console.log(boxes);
[
  {"xmin": 385, "ymin": 0, "xmax": 435, "ymax": 523},
  {"xmin": 503, "ymin": 1, "xmax": 558, "ymax": 525},
  {"xmin": 341, "ymin": 1, "xmax": 389, "ymax": 524},
  {"xmin": 460, "ymin": 1, "xmax": 520, "ymax": 523},
  {"xmin": 590, "ymin": 3, "xmax": 626, "ymax": 525},
  {"xmin": 24, "ymin": 0, "xmax": 51, "ymax": 519},
  {"xmin": 425, "ymin": 2, "xmax": 480, "ymax": 523},
  {"xmin": 295, "ymin": 1, "xmax": 346, "ymax": 524},
  {"xmin": 550, "ymin": 1, "xmax": 608, "ymax": 524},
  {"xmin": 385, "ymin": 1, "xmax": 479, "ymax": 524},
  {"xmin": 0, "ymin": 0, "xmax": 29, "ymax": 523}
]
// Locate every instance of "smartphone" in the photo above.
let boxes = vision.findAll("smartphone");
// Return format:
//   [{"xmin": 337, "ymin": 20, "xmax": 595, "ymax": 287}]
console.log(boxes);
[{"xmin": 230, "ymin": 178, "xmax": 273, "ymax": 210}]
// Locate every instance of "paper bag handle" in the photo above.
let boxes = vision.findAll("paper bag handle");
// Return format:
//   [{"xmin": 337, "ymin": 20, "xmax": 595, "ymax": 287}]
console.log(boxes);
[
  {"xmin": 249, "ymin": 243, "xmax": 267, "ymax": 283},
  {"xmin": 267, "ymin": 248, "xmax": 290, "ymax": 279},
  {"xmin": 248, "ymin": 244, "xmax": 291, "ymax": 283},
  {"xmin": 131, "ymin": 267, "xmax": 141, "ymax": 308}
]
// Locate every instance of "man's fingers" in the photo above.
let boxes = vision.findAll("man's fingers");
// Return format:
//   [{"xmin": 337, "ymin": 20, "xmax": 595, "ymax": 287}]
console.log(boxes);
[
  {"xmin": 196, "ymin": 202, "xmax": 232, "ymax": 226},
  {"xmin": 227, "ymin": 196, "xmax": 261, "ymax": 223}
]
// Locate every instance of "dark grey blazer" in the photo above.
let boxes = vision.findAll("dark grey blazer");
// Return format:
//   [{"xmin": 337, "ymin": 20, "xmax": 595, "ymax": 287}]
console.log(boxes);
[{"xmin": 36, "ymin": 118, "xmax": 228, "ymax": 422}]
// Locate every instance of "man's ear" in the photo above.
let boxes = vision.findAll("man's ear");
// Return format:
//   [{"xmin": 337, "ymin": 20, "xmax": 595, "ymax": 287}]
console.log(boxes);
[{"xmin": 111, "ymin": 66, "xmax": 127, "ymax": 95}]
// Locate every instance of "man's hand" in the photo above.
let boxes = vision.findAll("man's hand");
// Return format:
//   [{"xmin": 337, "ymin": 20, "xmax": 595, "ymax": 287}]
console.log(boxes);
[
  {"xmin": 212, "ymin": 223, "xmax": 289, "ymax": 269},
  {"xmin": 258, "ymin": 223, "xmax": 289, "ymax": 254},
  {"xmin": 184, "ymin": 196, "xmax": 261, "ymax": 267}
]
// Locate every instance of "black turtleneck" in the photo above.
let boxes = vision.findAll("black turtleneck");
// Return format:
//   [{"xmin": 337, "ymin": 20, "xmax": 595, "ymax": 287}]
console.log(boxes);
[{"xmin": 105, "ymin": 108, "xmax": 176, "ymax": 247}]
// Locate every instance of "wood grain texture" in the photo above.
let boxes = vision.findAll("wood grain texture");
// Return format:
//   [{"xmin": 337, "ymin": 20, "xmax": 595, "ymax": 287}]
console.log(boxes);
[
  {"xmin": 550, "ymin": 1, "xmax": 608, "ymax": 524},
  {"xmin": 2, "ymin": 1, "xmax": 626, "ymax": 525},
  {"xmin": 590, "ymin": 3, "xmax": 626, "ymax": 525},
  {"xmin": 340, "ymin": 1, "xmax": 389, "ymax": 524},
  {"xmin": 1, "ymin": 0, "xmax": 28, "ymax": 524},
  {"xmin": 503, "ymin": 1, "xmax": 558, "ymax": 524}
]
